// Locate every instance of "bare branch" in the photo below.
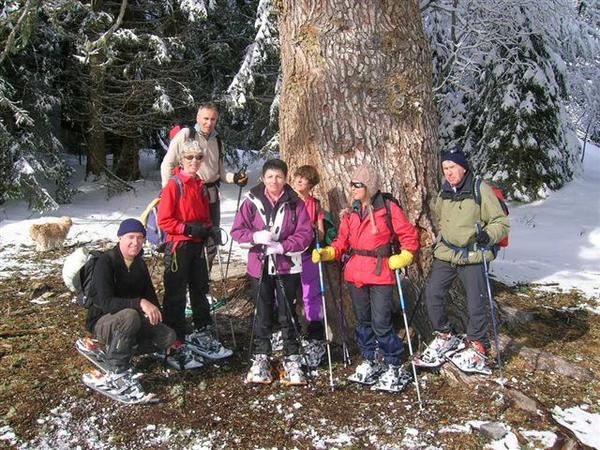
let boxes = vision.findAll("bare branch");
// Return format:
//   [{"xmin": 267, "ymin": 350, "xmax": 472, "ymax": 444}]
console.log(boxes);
[{"xmin": 88, "ymin": 0, "xmax": 128, "ymax": 51}]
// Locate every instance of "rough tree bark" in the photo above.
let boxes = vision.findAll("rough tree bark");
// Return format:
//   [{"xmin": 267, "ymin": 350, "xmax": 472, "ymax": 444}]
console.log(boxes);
[{"xmin": 277, "ymin": 0, "xmax": 440, "ymax": 340}]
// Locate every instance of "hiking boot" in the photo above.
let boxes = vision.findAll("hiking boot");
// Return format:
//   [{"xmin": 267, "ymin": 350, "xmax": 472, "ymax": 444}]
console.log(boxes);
[
  {"xmin": 281, "ymin": 354, "xmax": 307, "ymax": 385},
  {"xmin": 302, "ymin": 339, "xmax": 327, "ymax": 369},
  {"xmin": 448, "ymin": 339, "xmax": 491, "ymax": 375},
  {"xmin": 165, "ymin": 343, "xmax": 204, "ymax": 370},
  {"xmin": 186, "ymin": 328, "xmax": 233, "ymax": 360},
  {"xmin": 414, "ymin": 331, "xmax": 463, "ymax": 368},
  {"xmin": 246, "ymin": 354, "xmax": 273, "ymax": 384},
  {"xmin": 371, "ymin": 364, "xmax": 412, "ymax": 393},
  {"xmin": 348, "ymin": 359, "xmax": 383, "ymax": 385}
]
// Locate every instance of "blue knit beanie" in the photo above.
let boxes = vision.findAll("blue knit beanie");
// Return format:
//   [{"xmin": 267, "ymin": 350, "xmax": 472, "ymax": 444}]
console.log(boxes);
[
  {"xmin": 441, "ymin": 145, "xmax": 469, "ymax": 170},
  {"xmin": 117, "ymin": 218, "xmax": 146, "ymax": 237}
]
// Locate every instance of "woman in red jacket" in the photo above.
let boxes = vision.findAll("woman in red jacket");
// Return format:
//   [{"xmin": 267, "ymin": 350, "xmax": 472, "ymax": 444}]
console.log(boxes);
[
  {"xmin": 313, "ymin": 164, "xmax": 420, "ymax": 392},
  {"xmin": 158, "ymin": 140, "xmax": 231, "ymax": 370}
]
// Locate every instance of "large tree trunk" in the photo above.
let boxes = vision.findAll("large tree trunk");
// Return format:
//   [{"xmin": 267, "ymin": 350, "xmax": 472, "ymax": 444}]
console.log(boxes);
[
  {"xmin": 278, "ymin": 0, "xmax": 439, "ymax": 340},
  {"xmin": 114, "ymin": 136, "xmax": 140, "ymax": 181}
]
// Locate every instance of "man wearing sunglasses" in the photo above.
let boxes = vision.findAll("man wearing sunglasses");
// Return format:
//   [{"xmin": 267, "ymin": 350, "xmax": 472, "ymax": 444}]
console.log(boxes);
[{"xmin": 415, "ymin": 145, "xmax": 509, "ymax": 375}]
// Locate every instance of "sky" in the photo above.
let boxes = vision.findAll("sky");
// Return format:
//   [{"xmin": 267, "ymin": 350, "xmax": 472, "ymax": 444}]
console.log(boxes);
[{"xmin": 0, "ymin": 144, "xmax": 599, "ymax": 448}]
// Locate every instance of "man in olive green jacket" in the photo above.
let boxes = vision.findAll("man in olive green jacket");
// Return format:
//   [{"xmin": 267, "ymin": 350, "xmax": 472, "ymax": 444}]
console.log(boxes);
[{"xmin": 415, "ymin": 146, "xmax": 509, "ymax": 375}]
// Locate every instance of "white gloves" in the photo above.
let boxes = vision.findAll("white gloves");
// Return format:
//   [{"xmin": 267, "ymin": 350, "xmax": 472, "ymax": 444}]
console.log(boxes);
[
  {"xmin": 252, "ymin": 230, "xmax": 273, "ymax": 245},
  {"xmin": 265, "ymin": 242, "xmax": 284, "ymax": 256}
]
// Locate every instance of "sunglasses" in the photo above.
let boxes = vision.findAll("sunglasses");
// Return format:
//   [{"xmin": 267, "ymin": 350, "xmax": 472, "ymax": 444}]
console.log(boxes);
[
  {"xmin": 183, "ymin": 154, "xmax": 204, "ymax": 161},
  {"xmin": 350, "ymin": 181, "xmax": 366, "ymax": 189}
]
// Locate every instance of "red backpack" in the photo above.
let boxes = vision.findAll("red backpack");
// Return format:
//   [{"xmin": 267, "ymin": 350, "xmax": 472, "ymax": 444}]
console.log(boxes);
[{"xmin": 473, "ymin": 177, "xmax": 509, "ymax": 248}]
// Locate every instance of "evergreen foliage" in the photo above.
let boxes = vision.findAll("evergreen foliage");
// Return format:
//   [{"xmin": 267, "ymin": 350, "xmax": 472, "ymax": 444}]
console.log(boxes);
[
  {"xmin": 423, "ymin": 0, "xmax": 596, "ymax": 201},
  {"xmin": 0, "ymin": 1, "xmax": 75, "ymax": 211},
  {"xmin": 0, "ymin": 0, "xmax": 598, "ymax": 210}
]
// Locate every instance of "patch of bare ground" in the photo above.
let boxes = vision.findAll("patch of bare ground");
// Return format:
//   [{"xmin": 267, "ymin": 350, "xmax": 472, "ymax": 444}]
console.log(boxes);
[{"xmin": 0, "ymin": 247, "xmax": 598, "ymax": 448}]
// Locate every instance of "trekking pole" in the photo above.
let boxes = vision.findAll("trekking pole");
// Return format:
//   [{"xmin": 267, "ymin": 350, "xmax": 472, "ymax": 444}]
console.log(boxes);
[
  {"xmin": 395, "ymin": 269, "xmax": 423, "ymax": 410},
  {"xmin": 477, "ymin": 223, "xmax": 505, "ymax": 386},
  {"xmin": 315, "ymin": 242, "xmax": 334, "ymax": 390},
  {"xmin": 214, "ymin": 235, "xmax": 236, "ymax": 348},
  {"xmin": 204, "ymin": 245, "xmax": 220, "ymax": 340},
  {"xmin": 248, "ymin": 255, "xmax": 267, "ymax": 361},
  {"xmin": 269, "ymin": 254, "xmax": 308, "ymax": 378},
  {"xmin": 328, "ymin": 264, "xmax": 351, "ymax": 366},
  {"xmin": 225, "ymin": 164, "xmax": 247, "ymax": 281}
]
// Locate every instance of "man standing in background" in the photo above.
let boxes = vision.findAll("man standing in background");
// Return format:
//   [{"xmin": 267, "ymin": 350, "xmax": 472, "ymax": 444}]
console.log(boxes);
[{"xmin": 161, "ymin": 102, "xmax": 248, "ymax": 269}]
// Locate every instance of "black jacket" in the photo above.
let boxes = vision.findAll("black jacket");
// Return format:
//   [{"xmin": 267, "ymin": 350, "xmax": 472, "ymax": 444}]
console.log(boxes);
[{"xmin": 86, "ymin": 245, "xmax": 159, "ymax": 332}]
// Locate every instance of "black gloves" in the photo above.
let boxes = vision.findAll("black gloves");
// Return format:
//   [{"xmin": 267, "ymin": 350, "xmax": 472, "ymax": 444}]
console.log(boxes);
[
  {"xmin": 209, "ymin": 227, "xmax": 224, "ymax": 245},
  {"xmin": 476, "ymin": 230, "xmax": 491, "ymax": 246},
  {"xmin": 184, "ymin": 224, "xmax": 210, "ymax": 239},
  {"xmin": 234, "ymin": 169, "xmax": 248, "ymax": 187}
]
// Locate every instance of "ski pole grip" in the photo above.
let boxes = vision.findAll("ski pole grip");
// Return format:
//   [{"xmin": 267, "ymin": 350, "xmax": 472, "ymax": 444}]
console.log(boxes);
[{"xmin": 476, "ymin": 222, "xmax": 483, "ymax": 235}]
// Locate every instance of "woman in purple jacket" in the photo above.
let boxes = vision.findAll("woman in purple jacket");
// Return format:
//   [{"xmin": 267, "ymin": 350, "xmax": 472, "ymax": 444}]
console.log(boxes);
[{"xmin": 231, "ymin": 159, "xmax": 313, "ymax": 385}]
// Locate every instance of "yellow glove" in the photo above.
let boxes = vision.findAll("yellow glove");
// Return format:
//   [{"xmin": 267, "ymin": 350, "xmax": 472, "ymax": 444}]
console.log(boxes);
[
  {"xmin": 388, "ymin": 250, "xmax": 414, "ymax": 270},
  {"xmin": 312, "ymin": 246, "xmax": 336, "ymax": 263}
]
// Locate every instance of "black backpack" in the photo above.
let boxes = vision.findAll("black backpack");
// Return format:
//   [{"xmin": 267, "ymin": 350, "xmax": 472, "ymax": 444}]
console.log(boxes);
[{"xmin": 381, "ymin": 192, "xmax": 403, "ymax": 252}]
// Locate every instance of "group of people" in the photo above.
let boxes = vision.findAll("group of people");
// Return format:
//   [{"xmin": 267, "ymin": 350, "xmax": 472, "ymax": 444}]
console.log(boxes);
[{"xmin": 80, "ymin": 102, "xmax": 509, "ymax": 399}]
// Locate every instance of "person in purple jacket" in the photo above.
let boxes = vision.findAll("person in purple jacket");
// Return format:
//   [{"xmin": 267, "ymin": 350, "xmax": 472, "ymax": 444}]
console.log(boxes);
[{"xmin": 231, "ymin": 159, "xmax": 313, "ymax": 385}]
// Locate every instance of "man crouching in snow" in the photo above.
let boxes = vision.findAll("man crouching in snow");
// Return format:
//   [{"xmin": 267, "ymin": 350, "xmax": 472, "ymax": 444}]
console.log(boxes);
[{"xmin": 80, "ymin": 218, "xmax": 175, "ymax": 403}]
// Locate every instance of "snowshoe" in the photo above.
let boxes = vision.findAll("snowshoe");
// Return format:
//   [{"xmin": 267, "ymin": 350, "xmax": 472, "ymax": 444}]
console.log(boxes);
[
  {"xmin": 164, "ymin": 344, "xmax": 204, "ymax": 370},
  {"xmin": 280, "ymin": 354, "xmax": 307, "ymax": 386},
  {"xmin": 245, "ymin": 354, "xmax": 273, "ymax": 385},
  {"xmin": 446, "ymin": 340, "xmax": 492, "ymax": 375},
  {"xmin": 76, "ymin": 337, "xmax": 109, "ymax": 372},
  {"xmin": 413, "ymin": 332, "xmax": 464, "ymax": 368},
  {"xmin": 348, "ymin": 359, "xmax": 383, "ymax": 385},
  {"xmin": 302, "ymin": 339, "xmax": 327, "ymax": 369},
  {"xmin": 371, "ymin": 365, "xmax": 412, "ymax": 393},
  {"xmin": 82, "ymin": 368, "xmax": 158, "ymax": 404},
  {"xmin": 186, "ymin": 329, "xmax": 233, "ymax": 360}
]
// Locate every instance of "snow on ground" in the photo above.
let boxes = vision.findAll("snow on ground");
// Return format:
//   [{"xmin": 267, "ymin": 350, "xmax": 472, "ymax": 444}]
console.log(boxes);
[
  {"xmin": 552, "ymin": 405, "xmax": 600, "ymax": 449},
  {"xmin": 1, "ymin": 144, "xmax": 600, "ymax": 448},
  {"xmin": 493, "ymin": 142, "xmax": 600, "ymax": 307},
  {"xmin": 0, "ymin": 150, "xmax": 257, "ymax": 280}
]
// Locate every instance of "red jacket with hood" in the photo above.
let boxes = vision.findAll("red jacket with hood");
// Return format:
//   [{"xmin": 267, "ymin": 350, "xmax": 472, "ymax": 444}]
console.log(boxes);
[{"xmin": 331, "ymin": 192, "xmax": 420, "ymax": 287}]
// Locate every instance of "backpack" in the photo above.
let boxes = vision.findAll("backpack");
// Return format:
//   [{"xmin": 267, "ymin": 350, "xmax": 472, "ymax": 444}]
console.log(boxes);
[
  {"xmin": 314, "ymin": 198, "xmax": 338, "ymax": 246},
  {"xmin": 473, "ymin": 177, "xmax": 509, "ymax": 248},
  {"xmin": 140, "ymin": 175, "xmax": 184, "ymax": 252},
  {"xmin": 381, "ymin": 192, "xmax": 403, "ymax": 252},
  {"xmin": 62, "ymin": 247, "xmax": 109, "ymax": 308}
]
